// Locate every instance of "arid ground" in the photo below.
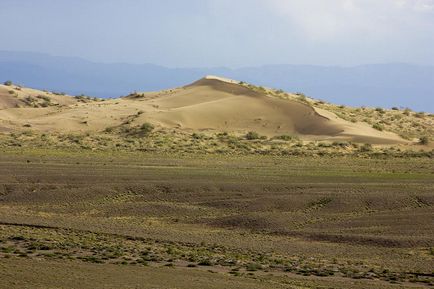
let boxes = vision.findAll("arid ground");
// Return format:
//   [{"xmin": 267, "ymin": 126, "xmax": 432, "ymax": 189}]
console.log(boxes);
[{"xmin": 0, "ymin": 149, "xmax": 433, "ymax": 288}]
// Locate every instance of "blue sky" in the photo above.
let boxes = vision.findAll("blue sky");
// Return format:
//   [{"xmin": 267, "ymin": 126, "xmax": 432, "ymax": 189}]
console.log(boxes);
[{"xmin": 1, "ymin": 0, "xmax": 434, "ymax": 67}]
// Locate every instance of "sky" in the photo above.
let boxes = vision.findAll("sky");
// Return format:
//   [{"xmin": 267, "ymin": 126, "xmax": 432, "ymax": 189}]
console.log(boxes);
[{"xmin": 1, "ymin": 0, "xmax": 434, "ymax": 68}]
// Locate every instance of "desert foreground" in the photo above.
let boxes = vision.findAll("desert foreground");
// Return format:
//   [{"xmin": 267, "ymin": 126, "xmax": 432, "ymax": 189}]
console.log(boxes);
[{"xmin": 0, "ymin": 149, "xmax": 433, "ymax": 288}]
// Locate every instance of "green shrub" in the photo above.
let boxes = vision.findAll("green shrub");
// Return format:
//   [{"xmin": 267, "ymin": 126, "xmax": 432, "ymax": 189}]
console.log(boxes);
[
  {"xmin": 246, "ymin": 131, "xmax": 260, "ymax": 140},
  {"xmin": 3, "ymin": 80, "xmax": 12, "ymax": 86},
  {"xmin": 140, "ymin": 122, "xmax": 154, "ymax": 135},
  {"xmin": 246, "ymin": 263, "xmax": 262, "ymax": 271},
  {"xmin": 275, "ymin": 134, "xmax": 297, "ymax": 141},
  {"xmin": 372, "ymin": 123, "xmax": 384, "ymax": 131}
]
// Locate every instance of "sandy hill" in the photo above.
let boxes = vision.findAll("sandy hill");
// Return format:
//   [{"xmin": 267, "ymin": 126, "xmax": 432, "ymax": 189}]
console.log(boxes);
[
  {"xmin": 0, "ymin": 84, "xmax": 77, "ymax": 109},
  {"xmin": 0, "ymin": 76, "xmax": 426, "ymax": 144}
]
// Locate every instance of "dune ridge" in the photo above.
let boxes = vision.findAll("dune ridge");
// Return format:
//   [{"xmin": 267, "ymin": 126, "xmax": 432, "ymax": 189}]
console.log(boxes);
[{"xmin": 0, "ymin": 77, "xmax": 410, "ymax": 144}]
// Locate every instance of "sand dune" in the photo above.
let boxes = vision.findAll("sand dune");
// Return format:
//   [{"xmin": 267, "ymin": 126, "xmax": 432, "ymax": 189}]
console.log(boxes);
[
  {"xmin": 0, "ymin": 77, "xmax": 408, "ymax": 144},
  {"xmin": 137, "ymin": 77, "xmax": 342, "ymax": 136},
  {"xmin": 0, "ymin": 84, "xmax": 76, "ymax": 109}
]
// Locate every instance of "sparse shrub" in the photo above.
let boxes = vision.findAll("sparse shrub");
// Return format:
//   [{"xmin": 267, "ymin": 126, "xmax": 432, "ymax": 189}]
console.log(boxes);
[
  {"xmin": 414, "ymin": 112, "xmax": 425, "ymax": 118},
  {"xmin": 372, "ymin": 123, "xmax": 384, "ymax": 131},
  {"xmin": 245, "ymin": 131, "xmax": 260, "ymax": 140},
  {"xmin": 198, "ymin": 259, "xmax": 213, "ymax": 266},
  {"xmin": 295, "ymin": 93, "xmax": 308, "ymax": 103},
  {"xmin": 140, "ymin": 122, "xmax": 154, "ymax": 135},
  {"xmin": 317, "ymin": 142, "xmax": 331, "ymax": 148},
  {"xmin": 3, "ymin": 80, "xmax": 12, "ymax": 86},
  {"xmin": 217, "ymin": 132, "xmax": 228, "ymax": 138},
  {"xmin": 192, "ymin": 132, "xmax": 204, "ymax": 140},
  {"xmin": 391, "ymin": 107, "xmax": 399, "ymax": 111},
  {"xmin": 40, "ymin": 101, "xmax": 50, "ymax": 107},
  {"xmin": 275, "ymin": 134, "xmax": 297, "ymax": 141},
  {"xmin": 104, "ymin": 127, "xmax": 114, "ymax": 133},
  {"xmin": 246, "ymin": 263, "xmax": 262, "ymax": 271},
  {"xmin": 359, "ymin": 143, "xmax": 373, "ymax": 152},
  {"xmin": 37, "ymin": 95, "xmax": 51, "ymax": 102},
  {"xmin": 332, "ymin": 141, "xmax": 350, "ymax": 148},
  {"xmin": 399, "ymin": 133, "xmax": 411, "ymax": 140},
  {"xmin": 375, "ymin": 107, "xmax": 385, "ymax": 114},
  {"xmin": 419, "ymin": 136, "xmax": 429, "ymax": 145}
]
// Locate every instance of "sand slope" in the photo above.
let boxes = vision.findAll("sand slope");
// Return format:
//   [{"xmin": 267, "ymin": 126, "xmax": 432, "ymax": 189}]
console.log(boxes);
[
  {"xmin": 0, "ymin": 77, "xmax": 407, "ymax": 144},
  {"xmin": 0, "ymin": 84, "xmax": 76, "ymax": 109}
]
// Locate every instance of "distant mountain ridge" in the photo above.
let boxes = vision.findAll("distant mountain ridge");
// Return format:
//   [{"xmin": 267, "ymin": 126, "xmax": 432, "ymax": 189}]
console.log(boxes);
[{"xmin": 0, "ymin": 51, "xmax": 433, "ymax": 112}]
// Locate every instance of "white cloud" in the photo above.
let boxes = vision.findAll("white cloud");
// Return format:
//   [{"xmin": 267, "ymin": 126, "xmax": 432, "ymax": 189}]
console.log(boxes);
[{"xmin": 266, "ymin": 0, "xmax": 434, "ymax": 42}]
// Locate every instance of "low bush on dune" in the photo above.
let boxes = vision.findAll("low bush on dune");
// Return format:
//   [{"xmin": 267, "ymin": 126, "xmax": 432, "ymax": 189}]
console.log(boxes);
[
  {"xmin": 191, "ymin": 132, "xmax": 205, "ymax": 140},
  {"xmin": 3, "ymin": 80, "xmax": 12, "ymax": 86},
  {"xmin": 414, "ymin": 112, "xmax": 425, "ymax": 119},
  {"xmin": 419, "ymin": 136, "xmax": 429, "ymax": 145},
  {"xmin": 403, "ymin": 108, "xmax": 412, "ymax": 116},
  {"xmin": 245, "ymin": 131, "xmax": 266, "ymax": 140},
  {"xmin": 274, "ymin": 134, "xmax": 298, "ymax": 141},
  {"xmin": 295, "ymin": 93, "xmax": 308, "ymax": 103},
  {"xmin": 104, "ymin": 127, "xmax": 115, "ymax": 133},
  {"xmin": 375, "ymin": 107, "xmax": 385, "ymax": 114},
  {"xmin": 140, "ymin": 122, "xmax": 154, "ymax": 135},
  {"xmin": 372, "ymin": 123, "xmax": 384, "ymax": 131},
  {"xmin": 245, "ymin": 131, "xmax": 260, "ymax": 140},
  {"xmin": 332, "ymin": 141, "xmax": 350, "ymax": 148},
  {"xmin": 359, "ymin": 143, "xmax": 373, "ymax": 152}
]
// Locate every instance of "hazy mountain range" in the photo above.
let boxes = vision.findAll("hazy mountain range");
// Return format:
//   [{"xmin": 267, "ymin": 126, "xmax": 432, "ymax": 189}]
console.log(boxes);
[{"xmin": 0, "ymin": 51, "xmax": 433, "ymax": 112}]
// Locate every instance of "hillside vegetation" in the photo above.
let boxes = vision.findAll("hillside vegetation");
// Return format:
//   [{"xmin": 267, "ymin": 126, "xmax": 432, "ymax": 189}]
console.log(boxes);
[{"xmin": 0, "ymin": 77, "xmax": 433, "ymax": 156}]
